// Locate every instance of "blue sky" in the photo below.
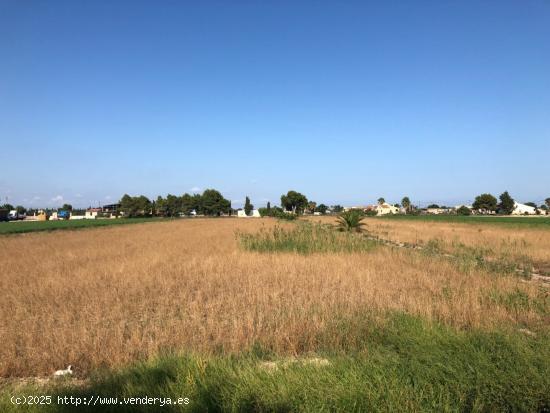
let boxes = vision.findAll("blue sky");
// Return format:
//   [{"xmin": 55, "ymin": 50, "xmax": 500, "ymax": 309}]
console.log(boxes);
[{"xmin": 1, "ymin": 1, "xmax": 549, "ymax": 208}]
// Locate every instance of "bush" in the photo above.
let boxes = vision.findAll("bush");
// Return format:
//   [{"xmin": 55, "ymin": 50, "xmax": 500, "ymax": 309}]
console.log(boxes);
[
  {"xmin": 257, "ymin": 206, "xmax": 296, "ymax": 220},
  {"xmin": 456, "ymin": 206, "xmax": 472, "ymax": 216}
]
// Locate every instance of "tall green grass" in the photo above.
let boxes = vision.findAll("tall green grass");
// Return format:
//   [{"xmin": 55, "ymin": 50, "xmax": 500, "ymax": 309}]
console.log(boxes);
[
  {"xmin": 237, "ymin": 222, "xmax": 377, "ymax": 254},
  {"xmin": 3, "ymin": 312, "xmax": 549, "ymax": 412}
]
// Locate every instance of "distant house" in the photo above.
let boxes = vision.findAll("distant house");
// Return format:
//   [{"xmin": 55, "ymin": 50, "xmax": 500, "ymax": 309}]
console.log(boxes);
[
  {"xmin": 102, "ymin": 203, "xmax": 120, "ymax": 213},
  {"xmin": 344, "ymin": 206, "xmax": 370, "ymax": 213},
  {"xmin": 344, "ymin": 206, "xmax": 367, "ymax": 212},
  {"xmin": 511, "ymin": 202, "xmax": 537, "ymax": 215},
  {"xmin": 375, "ymin": 203, "xmax": 399, "ymax": 215},
  {"xmin": 426, "ymin": 208, "xmax": 450, "ymax": 215},
  {"xmin": 84, "ymin": 208, "xmax": 101, "ymax": 219},
  {"xmin": 344, "ymin": 203, "xmax": 399, "ymax": 216},
  {"xmin": 237, "ymin": 209, "xmax": 261, "ymax": 218}
]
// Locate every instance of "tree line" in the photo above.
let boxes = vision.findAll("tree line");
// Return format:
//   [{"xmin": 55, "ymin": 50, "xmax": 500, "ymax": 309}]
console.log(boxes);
[
  {"xmin": 3, "ymin": 190, "xmax": 549, "ymax": 218},
  {"xmin": 119, "ymin": 189, "xmax": 231, "ymax": 217}
]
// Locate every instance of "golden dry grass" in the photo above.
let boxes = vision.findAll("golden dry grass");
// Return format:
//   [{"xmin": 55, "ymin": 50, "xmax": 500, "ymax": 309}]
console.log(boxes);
[
  {"xmin": 361, "ymin": 217, "xmax": 550, "ymax": 269},
  {"xmin": 0, "ymin": 218, "xmax": 547, "ymax": 377}
]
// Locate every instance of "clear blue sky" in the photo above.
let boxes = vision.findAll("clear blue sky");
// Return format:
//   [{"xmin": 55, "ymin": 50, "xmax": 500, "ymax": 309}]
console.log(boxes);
[{"xmin": 1, "ymin": 1, "xmax": 549, "ymax": 208}]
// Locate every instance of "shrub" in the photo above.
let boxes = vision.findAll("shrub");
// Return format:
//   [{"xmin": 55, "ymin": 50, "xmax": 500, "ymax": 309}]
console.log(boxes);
[
  {"xmin": 456, "ymin": 206, "xmax": 471, "ymax": 216},
  {"xmin": 336, "ymin": 210, "xmax": 367, "ymax": 232},
  {"xmin": 257, "ymin": 207, "xmax": 297, "ymax": 220}
]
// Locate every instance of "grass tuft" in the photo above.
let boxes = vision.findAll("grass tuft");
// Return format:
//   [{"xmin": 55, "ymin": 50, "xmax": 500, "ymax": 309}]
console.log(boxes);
[{"xmin": 237, "ymin": 222, "xmax": 377, "ymax": 254}]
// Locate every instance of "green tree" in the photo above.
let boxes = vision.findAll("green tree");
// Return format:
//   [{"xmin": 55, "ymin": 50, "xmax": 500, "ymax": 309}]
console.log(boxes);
[
  {"xmin": 427, "ymin": 204, "xmax": 440, "ymax": 209},
  {"xmin": 316, "ymin": 204, "xmax": 328, "ymax": 215},
  {"xmin": 280, "ymin": 190, "xmax": 308, "ymax": 214},
  {"xmin": 1, "ymin": 203, "xmax": 14, "ymax": 211},
  {"xmin": 525, "ymin": 202, "xmax": 537, "ymax": 208},
  {"xmin": 377, "ymin": 197, "xmax": 385, "ymax": 205},
  {"xmin": 155, "ymin": 196, "xmax": 166, "ymax": 216},
  {"xmin": 456, "ymin": 206, "xmax": 471, "ymax": 216},
  {"xmin": 181, "ymin": 193, "xmax": 201, "ymax": 215},
  {"xmin": 201, "ymin": 189, "xmax": 231, "ymax": 216},
  {"xmin": 119, "ymin": 194, "xmax": 152, "ymax": 217},
  {"xmin": 401, "ymin": 197, "xmax": 411, "ymax": 212},
  {"xmin": 244, "ymin": 196, "xmax": 253, "ymax": 216},
  {"xmin": 307, "ymin": 201, "xmax": 317, "ymax": 214},
  {"xmin": 136, "ymin": 196, "xmax": 152, "ymax": 216},
  {"xmin": 472, "ymin": 193, "xmax": 497, "ymax": 212},
  {"xmin": 120, "ymin": 194, "xmax": 136, "ymax": 217},
  {"xmin": 165, "ymin": 194, "xmax": 181, "ymax": 217},
  {"xmin": 331, "ymin": 205, "xmax": 343, "ymax": 213},
  {"xmin": 61, "ymin": 204, "xmax": 73, "ymax": 211},
  {"xmin": 267, "ymin": 201, "xmax": 271, "ymax": 211},
  {"xmin": 545, "ymin": 198, "xmax": 550, "ymax": 209},
  {"xmin": 336, "ymin": 210, "xmax": 366, "ymax": 232},
  {"xmin": 498, "ymin": 191, "xmax": 515, "ymax": 214},
  {"xmin": 15, "ymin": 205, "xmax": 27, "ymax": 214}
]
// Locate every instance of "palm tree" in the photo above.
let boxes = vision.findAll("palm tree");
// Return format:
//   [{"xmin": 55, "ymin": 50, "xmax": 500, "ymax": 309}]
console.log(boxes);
[{"xmin": 336, "ymin": 210, "xmax": 367, "ymax": 232}]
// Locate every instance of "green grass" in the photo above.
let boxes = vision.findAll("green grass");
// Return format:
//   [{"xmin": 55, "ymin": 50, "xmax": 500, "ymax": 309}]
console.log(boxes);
[
  {"xmin": 377, "ymin": 214, "xmax": 550, "ymax": 227},
  {"xmin": 0, "ymin": 218, "xmax": 169, "ymax": 235},
  {"xmin": 237, "ymin": 222, "xmax": 377, "ymax": 254},
  {"xmin": 2, "ymin": 312, "xmax": 549, "ymax": 412}
]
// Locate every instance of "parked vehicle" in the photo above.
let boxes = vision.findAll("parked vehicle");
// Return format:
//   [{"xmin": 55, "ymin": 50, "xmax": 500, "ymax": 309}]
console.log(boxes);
[
  {"xmin": 8, "ymin": 210, "xmax": 26, "ymax": 220},
  {"xmin": 58, "ymin": 210, "xmax": 71, "ymax": 220},
  {"xmin": 0, "ymin": 209, "xmax": 8, "ymax": 222}
]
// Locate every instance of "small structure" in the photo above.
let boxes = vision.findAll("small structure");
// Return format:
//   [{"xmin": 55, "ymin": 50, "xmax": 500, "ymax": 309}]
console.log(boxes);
[
  {"xmin": 512, "ymin": 202, "xmax": 537, "ymax": 215},
  {"xmin": 85, "ymin": 208, "xmax": 101, "ymax": 219},
  {"xmin": 426, "ymin": 207, "xmax": 451, "ymax": 215},
  {"xmin": 343, "ymin": 206, "xmax": 370, "ymax": 212},
  {"xmin": 102, "ymin": 203, "xmax": 120, "ymax": 213}
]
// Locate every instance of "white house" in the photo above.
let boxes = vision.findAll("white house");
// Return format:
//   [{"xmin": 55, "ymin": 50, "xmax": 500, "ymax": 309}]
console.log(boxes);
[
  {"xmin": 343, "ymin": 206, "xmax": 369, "ymax": 212},
  {"xmin": 375, "ymin": 203, "xmax": 399, "ymax": 215},
  {"xmin": 237, "ymin": 209, "xmax": 261, "ymax": 218},
  {"xmin": 512, "ymin": 202, "xmax": 537, "ymax": 215},
  {"xmin": 426, "ymin": 208, "xmax": 451, "ymax": 215},
  {"xmin": 85, "ymin": 210, "xmax": 98, "ymax": 219}
]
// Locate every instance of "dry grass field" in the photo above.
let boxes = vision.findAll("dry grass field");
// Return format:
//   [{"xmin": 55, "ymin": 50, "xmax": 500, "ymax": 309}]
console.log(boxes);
[
  {"xmin": 364, "ymin": 216, "xmax": 550, "ymax": 272},
  {"xmin": 1, "ymin": 217, "xmax": 548, "ymax": 380}
]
